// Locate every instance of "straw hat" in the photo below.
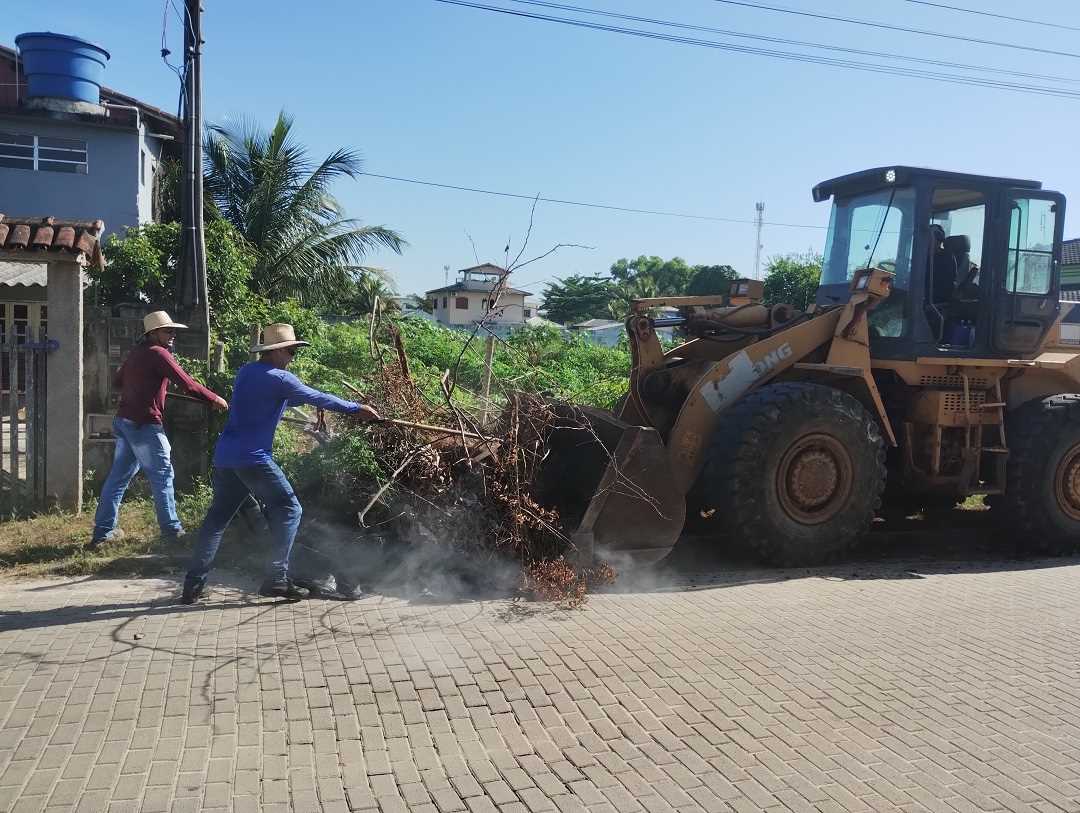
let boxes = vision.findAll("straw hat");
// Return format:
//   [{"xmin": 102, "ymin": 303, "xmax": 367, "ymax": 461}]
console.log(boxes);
[
  {"xmin": 251, "ymin": 323, "xmax": 311, "ymax": 353},
  {"xmin": 143, "ymin": 311, "xmax": 188, "ymax": 334}
]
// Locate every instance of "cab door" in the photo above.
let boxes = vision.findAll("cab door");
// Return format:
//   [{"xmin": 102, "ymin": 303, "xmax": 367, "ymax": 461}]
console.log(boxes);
[{"xmin": 992, "ymin": 190, "xmax": 1064, "ymax": 356}]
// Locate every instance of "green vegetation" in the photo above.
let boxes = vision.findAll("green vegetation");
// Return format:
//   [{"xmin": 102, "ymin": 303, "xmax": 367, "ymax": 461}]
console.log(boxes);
[
  {"xmin": 205, "ymin": 111, "xmax": 405, "ymax": 309},
  {"xmin": 540, "ymin": 275, "xmax": 619, "ymax": 325},
  {"xmin": 762, "ymin": 252, "xmax": 823, "ymax": 310},
  {"xmin": 0, "ymin": 485, "xmax": 220, "ymax": 579},
  {"xmin": 542, "ymin": 256, "xmax": 740, "ymax": 323}
]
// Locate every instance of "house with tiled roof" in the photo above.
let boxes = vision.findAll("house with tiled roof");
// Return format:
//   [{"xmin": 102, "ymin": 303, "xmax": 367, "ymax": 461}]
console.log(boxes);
[
  {"xmin": 0, "ymin": 36, "xmax": 181, "ymax": 244},
  {"xmin": 1062, "ymin": 238, "xmax": 1080, "ymax": 291},
  {"xmin": 426, "ymin": 264, "xmax": 534, "ymax": 337},
  {"xmin": 0, "ymin": 33, "xmax": 181, "ymax": 350}
]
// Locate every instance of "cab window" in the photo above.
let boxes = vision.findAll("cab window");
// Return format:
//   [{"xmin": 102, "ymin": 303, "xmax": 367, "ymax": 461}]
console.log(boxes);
[
  {"xmin": 926, "ymin": 188, "xmax": 986, "ymax": 348},
  {"xmin": 821, "ymin": 186, "xmax": 915, "ymax": 338},
  {"xmin": 1006, "ymin": 198, "xmax": 1056, "ymax": 296}
]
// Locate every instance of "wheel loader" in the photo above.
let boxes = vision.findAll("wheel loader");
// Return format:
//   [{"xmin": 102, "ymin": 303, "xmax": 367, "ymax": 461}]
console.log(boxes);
[{"xmin": 538, "ymin": 166, "xmax": 1080, "ymax": 567}]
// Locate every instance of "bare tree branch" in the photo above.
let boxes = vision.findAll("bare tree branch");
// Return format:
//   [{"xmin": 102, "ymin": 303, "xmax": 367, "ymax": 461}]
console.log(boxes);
[
  {"xmin": 514, "ymin": 242, "xmax": 595, "ymax": 271},
  {"xmin": 465, "ymin": 231, "xmax": 481, "ymax": 266},
  {"xmin": 508, "ymin": 193, "xmax": 542, "ymax": 271}
]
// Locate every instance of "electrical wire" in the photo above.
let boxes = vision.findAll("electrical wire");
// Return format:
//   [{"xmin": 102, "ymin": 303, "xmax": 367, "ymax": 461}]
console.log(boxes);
[
  {"xmin": 170, "ymin": 0, "xmax": 198, "ymax": 43},
  {"xmin": 709, "ymin": 0, "xmax": 1080, "ymax": 61},
  {"xmin": 431, "ymin": 1, "xmax": 1080, "ymax": 98},
  {"xmin": 360, "ymin": 171, "xmax": 828, "ymax": 229},
  {"xmin": 499, "ymin": 0, "xmax": 1080, "ymax": 85},
  {"xmin": 160, "ymin": 0, "xmax": 188, "ymax": 119},
  {"xmin": 900, "ymin": 0, "xmax": 1080, "ymax": 34}
]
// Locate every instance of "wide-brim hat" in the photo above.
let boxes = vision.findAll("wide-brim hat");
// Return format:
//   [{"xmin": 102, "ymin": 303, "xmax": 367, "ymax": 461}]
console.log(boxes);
[
  {"xmin": 143, "ymin": 310, "xmax": 188, "ymax": 334},
  {"xmin": 252, "ymin": 323, "xmax": 311, "ymax": 353}
]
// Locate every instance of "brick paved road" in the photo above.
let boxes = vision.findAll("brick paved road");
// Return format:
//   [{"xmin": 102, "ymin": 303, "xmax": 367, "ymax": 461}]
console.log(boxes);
[{"xmin": 2, "ymin": 550, "xmax": 1080, "ymax": 812}]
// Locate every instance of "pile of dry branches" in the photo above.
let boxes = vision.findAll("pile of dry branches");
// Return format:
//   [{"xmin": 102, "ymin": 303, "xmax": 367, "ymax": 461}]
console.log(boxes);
[{"xmin": 326, "ymin": 312, "xmax": 615, "ymax": 605}]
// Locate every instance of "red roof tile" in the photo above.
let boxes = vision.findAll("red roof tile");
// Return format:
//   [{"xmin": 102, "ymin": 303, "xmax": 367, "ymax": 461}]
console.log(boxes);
[{"xmin": 0, "ymin": 215, "xmax": 104, "ymax": 269}]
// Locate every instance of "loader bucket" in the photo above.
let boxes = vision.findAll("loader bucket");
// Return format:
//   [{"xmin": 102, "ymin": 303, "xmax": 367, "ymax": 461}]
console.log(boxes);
[{"xmin": 535, "ymin": 403, "xmax": 685, "ymax": 566}]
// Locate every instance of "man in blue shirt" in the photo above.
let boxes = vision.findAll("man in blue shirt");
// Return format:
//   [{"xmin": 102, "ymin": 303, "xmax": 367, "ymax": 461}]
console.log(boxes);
[{"xmin": 182, "ymin": 324, "xmax": 380, "ymax": 603}]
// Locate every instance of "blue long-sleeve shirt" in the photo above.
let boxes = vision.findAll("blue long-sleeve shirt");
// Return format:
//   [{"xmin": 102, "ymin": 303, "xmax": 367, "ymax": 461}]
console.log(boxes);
[{"xmin": 213, "ymin": 362, "xmax": 361, "ymax": 467}]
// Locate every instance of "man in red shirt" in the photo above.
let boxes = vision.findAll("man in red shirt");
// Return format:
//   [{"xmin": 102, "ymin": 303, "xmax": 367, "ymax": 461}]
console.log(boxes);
[{"xmin": 88, "ymin": 311, "xmax": 228, "ymax": 549}]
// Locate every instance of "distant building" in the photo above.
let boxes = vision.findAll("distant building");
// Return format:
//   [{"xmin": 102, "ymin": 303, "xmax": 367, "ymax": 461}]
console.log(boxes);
[
  {"xmin": 570, "ymin": 317, "xmax": 674, "ymax": 347},
  {"xmin": 426, "ymin": 264, "xmax": 533, "ymax": 338},
  {"xmin": 1062, "ymin": 238, "xmax": 1080, "ymax": 291},
  {"xmin": 388, "ymin": 294, "xmax": 432, "ymax": 318},
  {"xmin": 526, "ymin": 314, "xmax": 567, "ymax": 333}
]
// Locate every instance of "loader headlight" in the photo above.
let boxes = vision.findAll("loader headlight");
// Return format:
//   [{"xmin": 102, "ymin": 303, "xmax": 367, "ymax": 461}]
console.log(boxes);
[{"xmin": 885, "ymin": 169, "xmax": 896, "ymax": 183}]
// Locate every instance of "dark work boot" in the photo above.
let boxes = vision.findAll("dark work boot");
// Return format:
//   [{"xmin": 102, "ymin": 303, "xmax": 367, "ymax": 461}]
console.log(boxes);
[
  {"xmin": 181, "ymin": 577, "xmax": 207, "ymax": 605},
  {"xmin": 335, "ymin": 575, "xmax": 365, "ymax": 601},
  {"xmin": 258, "ymin": 578, "xmax": 310, "ymax": 600}
]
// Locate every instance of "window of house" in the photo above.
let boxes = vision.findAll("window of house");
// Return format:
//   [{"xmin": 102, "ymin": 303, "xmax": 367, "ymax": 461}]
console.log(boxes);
[
  {"xmin": 0, "ymin": 131, "xmax": 88, "ymax": 174},
  {"xmin": 442, "ymin": 297, "xmax": 447, "ymax": 309},
  {"xmin": 455, "ymin": 297, "xmax": 468, "ymax": 310},
  {"xmin": 524, "ymin": 309, "xmax": 532, "ymax": 318},
  {"xmin": 431, "ymin": 298, "xmax": 438, "ymax": 310},
  {"xmin": 141, "ymin": 149, "xmax": 146, "ymax": 186}
]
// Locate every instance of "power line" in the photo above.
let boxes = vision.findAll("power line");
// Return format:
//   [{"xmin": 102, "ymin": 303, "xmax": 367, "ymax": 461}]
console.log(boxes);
[
  {"xmin": 159, "ymin": 0, "xmax": 188, "ymax": 119},
  {"xmin": 501, "ymin": 0, "xmax": 1080, "ymax": 85},
  {"xmin": 900, "ymin": 0, "xmax": 1080, "ymax": 33},
  {"xmin": 709, "ymin": 0, "xmax": 1080, "ymax": 61},
  {"xmin": 360, "ymin": 171, "xmax": 828, "ymax": 229},
  {"xmin": 432, "ymin": 0, "xmax": 1080, "ymax": 99}
]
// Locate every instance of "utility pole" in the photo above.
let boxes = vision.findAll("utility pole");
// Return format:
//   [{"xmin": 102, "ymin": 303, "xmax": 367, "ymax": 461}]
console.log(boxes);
[
  {"xmin": 177, "ymin": 0, "xmax": 209, "ymax": 361},
  {"xmin": 753, "ymin": 201, "xmax": 765, "ymax": 280},
  {"xmin": 174, "ymin": 0, "xmax": 210, "ymax": 484}
]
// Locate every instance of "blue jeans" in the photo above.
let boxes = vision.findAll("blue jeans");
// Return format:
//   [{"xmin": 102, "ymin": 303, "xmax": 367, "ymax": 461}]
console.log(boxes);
[
  {"xmin": 185, "ymin": 460, "xmax": 302, "ymax": 587},
  {"xmin": 93, "ymin": 417, "xmax": 181, "ymax": 540}
]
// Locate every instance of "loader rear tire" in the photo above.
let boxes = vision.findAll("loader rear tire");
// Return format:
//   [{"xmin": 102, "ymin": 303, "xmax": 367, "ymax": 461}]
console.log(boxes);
[
  {"xmin": 1001, "ymin": 394, "xmax": 1080, "ymax": 555},
  {"xmin": 700, "ymin": 382, "xmax": 886, "ymax": 567}
]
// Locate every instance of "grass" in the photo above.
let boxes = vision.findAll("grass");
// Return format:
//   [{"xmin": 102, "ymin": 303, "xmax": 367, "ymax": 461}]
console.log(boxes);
[{"xmin": 0, "ymin": 480, "xmax": 223, "ymax": 580}]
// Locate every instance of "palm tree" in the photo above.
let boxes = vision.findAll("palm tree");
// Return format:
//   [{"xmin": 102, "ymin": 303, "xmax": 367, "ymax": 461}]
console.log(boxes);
[
  {"xmin": 204, "ymin": 111, "xmax": 405, "ymax": 307},
  {"xmin": 347, "ymin": 268, "xmax": 397, "ymax": 315},
  {"xmin": 608, "ymin": 275, "xmax": 659, "ymax": 319}
]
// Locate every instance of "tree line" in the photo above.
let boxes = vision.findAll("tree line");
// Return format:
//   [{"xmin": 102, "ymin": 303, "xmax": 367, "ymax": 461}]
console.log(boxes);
[
  {"xmin": 95, "ymin": 111, "xmax": 404, "ymax": 325},
  {"xmin": 541, "ymin": 252, "xmax": 823, "ymax": 325}
]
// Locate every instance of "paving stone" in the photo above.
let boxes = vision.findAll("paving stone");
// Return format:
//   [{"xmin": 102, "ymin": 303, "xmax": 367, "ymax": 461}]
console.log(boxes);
[{"xmin": 0, "ymin": 561, "xmax": 1077, "ymax": 813}]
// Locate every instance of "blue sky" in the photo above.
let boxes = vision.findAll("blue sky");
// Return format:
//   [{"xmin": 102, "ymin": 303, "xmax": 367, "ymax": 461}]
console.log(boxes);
[{"xmin": 6, "ymin": 1, "xmax": 1080, "ymax": 299}]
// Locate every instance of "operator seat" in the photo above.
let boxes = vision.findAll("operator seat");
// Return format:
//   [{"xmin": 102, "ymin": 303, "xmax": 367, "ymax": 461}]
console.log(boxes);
[
  {"xmin": 944, "ymin": 235, "xmax": 971, "ymax": 287},
  {"xmin": 931, "ymin": 228, "xmax": 958, "ymax": 304},
  {"xmin": 947, "ymin": 234, "xmax": 980, "ymax": 325},
  {"xmin": 925, "ymin": 224, "xmax": 951, "ymax": 342}
]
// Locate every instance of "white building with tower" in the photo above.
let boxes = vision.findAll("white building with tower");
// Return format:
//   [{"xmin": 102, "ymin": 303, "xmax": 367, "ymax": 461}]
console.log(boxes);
[{"xmin": 426, "ymin": 264, "xmax": 534, "ymax": 338}]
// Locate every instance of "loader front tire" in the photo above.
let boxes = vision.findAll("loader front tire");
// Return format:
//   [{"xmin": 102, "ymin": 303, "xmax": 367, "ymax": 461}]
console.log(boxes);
[
  {"xmin": 1002, "ymin": 394, "xmax": 1080, "ymax": 555},
  {"xmin": 700, "ymin": 382, "xmax": 886, "ymax": 567}
]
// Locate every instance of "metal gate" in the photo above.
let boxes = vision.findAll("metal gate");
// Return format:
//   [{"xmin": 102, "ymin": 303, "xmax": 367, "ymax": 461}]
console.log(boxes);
[{"xmin": 1, "ymin": 327, "xmax": 52, "ymax": 514}]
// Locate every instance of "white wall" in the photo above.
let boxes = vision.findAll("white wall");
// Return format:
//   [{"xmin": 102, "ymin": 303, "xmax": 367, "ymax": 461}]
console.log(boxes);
[
  {"xmin": 136, "ymin": 131, "xmax": 165, "ymax": 226},
  {"xmin": 430, "ymin": 291, "xmax": 526, "ymax": 326}
]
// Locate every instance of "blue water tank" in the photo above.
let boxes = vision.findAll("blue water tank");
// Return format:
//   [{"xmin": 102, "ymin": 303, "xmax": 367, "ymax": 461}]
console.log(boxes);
[{"xmin": 14, "ymin": 32, "xmax": 110, "ymax": 105}]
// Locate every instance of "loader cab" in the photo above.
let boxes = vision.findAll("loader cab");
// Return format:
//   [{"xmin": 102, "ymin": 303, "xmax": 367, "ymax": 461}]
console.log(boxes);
[{"xmin": 813, "ymin": 166, "xmax": 1065, "ymax": 360}]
